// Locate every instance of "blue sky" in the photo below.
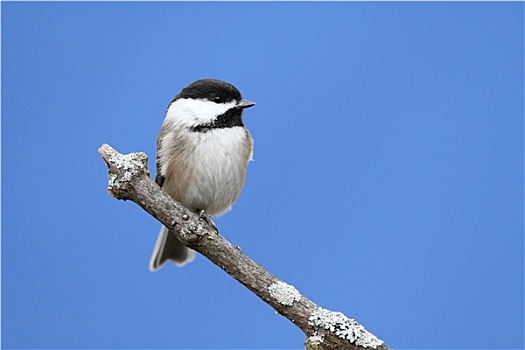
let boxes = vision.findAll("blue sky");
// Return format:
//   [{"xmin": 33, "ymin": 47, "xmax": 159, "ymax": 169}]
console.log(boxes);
[{"xmin": 2, "ymin": 2, "xmax": 523, "ymax": 349}]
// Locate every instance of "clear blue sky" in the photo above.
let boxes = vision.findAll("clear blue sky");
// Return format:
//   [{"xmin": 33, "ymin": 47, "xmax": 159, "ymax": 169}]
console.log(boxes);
[{"xmin": 2, "ymin": 2, "xmax": 523, "ymax": 349}]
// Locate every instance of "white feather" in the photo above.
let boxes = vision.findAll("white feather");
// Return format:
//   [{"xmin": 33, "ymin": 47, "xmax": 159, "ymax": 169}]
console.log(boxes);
[{"xmin": 165, "ymin": 98, "xmax": 237, "ymax": 129}]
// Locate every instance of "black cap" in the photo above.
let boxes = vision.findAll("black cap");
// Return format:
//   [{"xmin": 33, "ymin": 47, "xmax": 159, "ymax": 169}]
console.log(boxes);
[{"xmin": 172, "ymin": 79, "xmax": 243, "ymax": 105}]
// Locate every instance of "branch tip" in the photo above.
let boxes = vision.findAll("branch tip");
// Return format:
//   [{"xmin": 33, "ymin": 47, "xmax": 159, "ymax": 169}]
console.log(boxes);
[{"xmin": 98, "ymin": 144, "xmax": 149, "ymax": 199}]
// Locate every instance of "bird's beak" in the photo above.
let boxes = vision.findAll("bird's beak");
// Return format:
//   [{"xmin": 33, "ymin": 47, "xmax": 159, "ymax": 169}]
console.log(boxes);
[{"xmin": 237, "ymin": 99, "xmax": 256, "ymax": 109}]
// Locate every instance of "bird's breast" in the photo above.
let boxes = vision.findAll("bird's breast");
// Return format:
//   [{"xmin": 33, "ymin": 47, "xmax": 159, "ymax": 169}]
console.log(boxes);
[{"xmin": 162, "ymin": 126, "xmax": 253, "ymax": 216}]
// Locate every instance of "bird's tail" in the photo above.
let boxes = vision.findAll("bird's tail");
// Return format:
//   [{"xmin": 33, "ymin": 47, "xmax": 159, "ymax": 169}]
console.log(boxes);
[{"xmin": 149, "ymin": 226, "xmax": 195, "ymax": 271}]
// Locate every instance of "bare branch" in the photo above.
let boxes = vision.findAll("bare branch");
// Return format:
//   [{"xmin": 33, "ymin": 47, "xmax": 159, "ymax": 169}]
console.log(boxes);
[{"xmin": 98, "ymin": 143, "xmax": 390, "ymax": 350}]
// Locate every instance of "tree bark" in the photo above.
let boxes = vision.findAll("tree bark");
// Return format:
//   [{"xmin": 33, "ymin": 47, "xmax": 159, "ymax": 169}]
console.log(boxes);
[{"xmin": 98, "ymin": 143, "xmax": 390, "ymax": 350}]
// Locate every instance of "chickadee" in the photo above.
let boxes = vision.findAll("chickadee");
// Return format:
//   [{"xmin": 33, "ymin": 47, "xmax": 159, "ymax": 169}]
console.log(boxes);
[{"xmin": 149, "ymin": 79, "xmax": 255, "ymax": 271}]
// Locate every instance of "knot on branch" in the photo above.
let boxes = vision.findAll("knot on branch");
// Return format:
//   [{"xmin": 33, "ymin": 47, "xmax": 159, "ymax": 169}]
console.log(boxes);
[{"xmin": 98, "ymin": 144, "xmax": 150, "ymax": 199}]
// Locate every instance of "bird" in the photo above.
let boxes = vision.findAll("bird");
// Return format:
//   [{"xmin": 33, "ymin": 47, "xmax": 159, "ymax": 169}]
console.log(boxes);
[{"xmin": 149, "ymin": 79, "xmax": 255, "ymax": 271}]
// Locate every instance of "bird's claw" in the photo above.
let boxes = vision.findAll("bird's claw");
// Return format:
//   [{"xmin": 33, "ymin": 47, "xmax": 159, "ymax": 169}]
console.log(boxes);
[{"xmin": 199, "ymin": 210, "xmax": 218, "ymax": 232}]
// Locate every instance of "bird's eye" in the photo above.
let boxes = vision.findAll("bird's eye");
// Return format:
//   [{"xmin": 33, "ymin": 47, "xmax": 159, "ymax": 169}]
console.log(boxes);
[{"xmin": 212, "ymin": 96, "xmax": 223, "ymax": 104}]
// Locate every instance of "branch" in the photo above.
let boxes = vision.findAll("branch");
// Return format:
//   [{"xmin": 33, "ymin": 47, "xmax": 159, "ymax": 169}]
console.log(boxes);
[{"xmin": 98, "ymin": 143, "xmax": 390, "ymax": 350}]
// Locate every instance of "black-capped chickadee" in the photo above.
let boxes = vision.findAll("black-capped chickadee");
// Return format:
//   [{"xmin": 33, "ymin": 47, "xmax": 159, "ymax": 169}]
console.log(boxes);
[{"xmin": 149, "ymin": 79, "xmax": 255, "ymax": 271}]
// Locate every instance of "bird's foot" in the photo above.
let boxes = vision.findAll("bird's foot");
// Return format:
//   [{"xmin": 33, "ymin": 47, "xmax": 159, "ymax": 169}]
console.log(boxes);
[{"xmin": 199, "ymin": 210, "xmax": 219, "ymax": 232}]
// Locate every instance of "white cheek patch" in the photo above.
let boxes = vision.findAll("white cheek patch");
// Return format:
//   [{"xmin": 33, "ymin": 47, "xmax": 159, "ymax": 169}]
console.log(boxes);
[{"xmin": 165, "ymin": 98, "xmax": 237, "ymax": 128}]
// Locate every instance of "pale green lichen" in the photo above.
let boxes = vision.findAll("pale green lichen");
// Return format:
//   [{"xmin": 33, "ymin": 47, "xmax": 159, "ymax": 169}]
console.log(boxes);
[
  {"xmin": 308, "ymin": 307, "xmax": 383, "ymax": 349},
  {"xmin": 107, "ymin": 152, "xmax": 147, "ymax": 190},
  {"xmin": 268, "ymin": 281, "xmax": 302, "ymax": 306},
  {"xmin": 185, "ymin": 221, "xmax": 209, "ymax": 237},
  {"xmin": 306, "ymin": 332, "xmax": 324, "ymax": 349}
]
